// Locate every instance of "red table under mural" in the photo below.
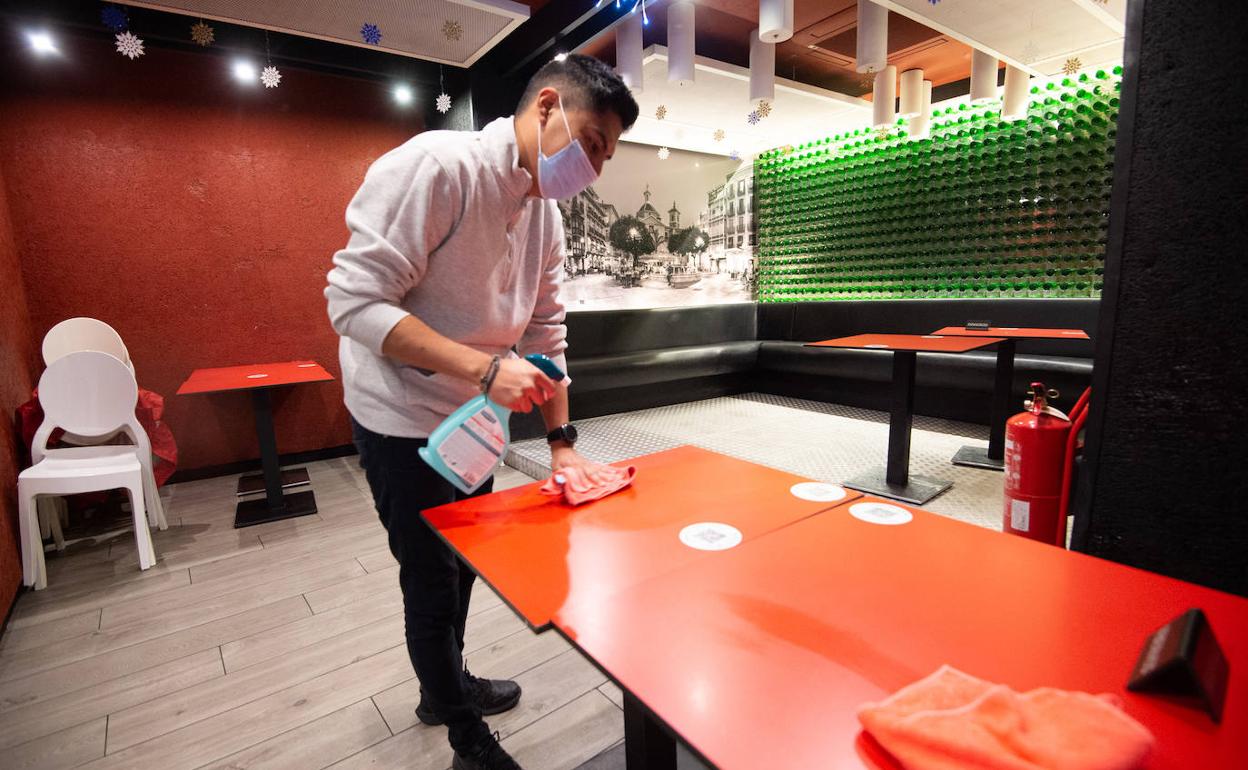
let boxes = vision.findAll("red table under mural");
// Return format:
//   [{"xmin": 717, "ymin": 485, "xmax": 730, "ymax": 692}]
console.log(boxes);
[{"xmin": 177, "ymin": 360, "xmax": 333, "ymax": 528}]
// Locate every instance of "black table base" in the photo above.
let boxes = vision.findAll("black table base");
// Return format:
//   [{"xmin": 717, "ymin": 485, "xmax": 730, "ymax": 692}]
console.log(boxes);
[
  {"xmin": 237, "ymin": 467, "xmax": 311, "ymax": 496},
  {"xmin": 624, "ymin": 691, "xmax": 676, "ymax": 770},
  {"xmin": 952, "ymin": 339, "xmax": 1015, "ymax": 472},
  {"xmin": 950, "ymin": 445, "xmax": 1004, "ymax": 471},
  {"xmin": 234, "ymin": 388, "xmax": 318, "ymax": 529},
  {"xmin": 844, "ymin": 468, "xmax": 952, "ymax": 506}
]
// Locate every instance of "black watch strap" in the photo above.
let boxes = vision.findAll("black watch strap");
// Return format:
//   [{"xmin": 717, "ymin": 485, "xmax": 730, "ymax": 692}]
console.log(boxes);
[{"xmin": 546, "ymin": 423, "xmax": 578, "ymax": 445}]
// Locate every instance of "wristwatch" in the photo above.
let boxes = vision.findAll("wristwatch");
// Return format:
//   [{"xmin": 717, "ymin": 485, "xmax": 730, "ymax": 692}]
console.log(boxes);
[{"xmin": 546, "ymin": 423, "xmax": 578, "ymax": 446}]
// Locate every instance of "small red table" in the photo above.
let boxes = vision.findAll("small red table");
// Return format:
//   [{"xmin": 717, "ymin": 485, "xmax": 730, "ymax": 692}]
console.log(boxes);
[
  {"xmin": 423, "ymin": 445, "xmax": 861, "ymax": 630},
  {"xmin": 554, "ymin": 495, "xmax": 1248, "ymax": 770},
  {"xmin": 806, "ymin": 334, "xmax": 1004, "ymax": 504},
  {"xmin": 932, "ymin": 326, "xmax": 1091, "ymax": 471},
  {"xmin": 177, "ymin": 361, "xmax": 334, "ymax": 528}
]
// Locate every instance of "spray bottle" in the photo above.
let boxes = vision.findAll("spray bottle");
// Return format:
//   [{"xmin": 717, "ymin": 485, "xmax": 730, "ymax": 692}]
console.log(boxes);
[{"xmin": 419, "ymin": 354, "xmax": 570, "ymax": 494}]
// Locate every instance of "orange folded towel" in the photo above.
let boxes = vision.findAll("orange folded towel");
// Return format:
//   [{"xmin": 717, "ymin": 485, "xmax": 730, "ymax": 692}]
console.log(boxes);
[
  {"xmin": 539, "ymin": 464, "xmax": 636, "ymax": 506},
  {"xmin": 858, "ymin": 666, "xmax": 1154, "ymax": 770}
]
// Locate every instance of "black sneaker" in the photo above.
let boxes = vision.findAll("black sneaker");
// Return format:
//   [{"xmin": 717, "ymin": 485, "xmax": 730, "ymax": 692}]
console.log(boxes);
[
  {"xmin": 416, "ymin": 670, "xmax": 522, "ymax": 725},
  {"xmin": 452, "ymin": 731, "xmax": 523, "ymax": 770}
]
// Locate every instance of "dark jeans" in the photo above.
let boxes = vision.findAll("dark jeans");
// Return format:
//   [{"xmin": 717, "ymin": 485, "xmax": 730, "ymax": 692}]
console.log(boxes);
[{"xmin": 351, "ymin": 416, "xmax": 494, "ymax": 752}]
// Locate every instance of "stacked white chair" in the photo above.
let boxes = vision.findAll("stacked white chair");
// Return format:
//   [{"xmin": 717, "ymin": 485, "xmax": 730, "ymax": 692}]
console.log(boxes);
[
  {"xmin": 18, "ymin": 351, "xmax": 159, "ymax": 589},
  {"xmin": 38, "ymin": 318, "xmax": 167, "ymax": 534}
]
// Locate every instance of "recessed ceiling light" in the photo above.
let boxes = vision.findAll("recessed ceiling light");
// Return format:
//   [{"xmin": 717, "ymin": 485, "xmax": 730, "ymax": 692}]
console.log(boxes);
[
  {"xmin": 393, "ymin": 85, "xmax": 413, "ymax": 105},
  {"xmin": 232, "ymin": 61, "xmax": 258, "ymax": 83},
  {"xmin": 28, "ymin": 31, "xmax": 57, "ymax": 55}
]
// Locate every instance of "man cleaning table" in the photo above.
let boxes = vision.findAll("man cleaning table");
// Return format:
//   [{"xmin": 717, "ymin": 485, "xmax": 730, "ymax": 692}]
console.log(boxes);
[{"xmin": 325, "ymin": 54, "xmax": 638, "ymax": 770}]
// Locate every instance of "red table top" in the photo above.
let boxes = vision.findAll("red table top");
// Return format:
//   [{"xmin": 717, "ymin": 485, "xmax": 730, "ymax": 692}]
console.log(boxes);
[
  {"xmin": 932, "ymin": 326, "xmax": 1091, "ymax": 340},
  {"xmin": 176, "ymin": 361, "xmax": 334, "ymax": 395},
  {"xmin": 423, "ymin": 445, "xmax": 861, "ymax": 629},
  {"xmin": 807, "ymin": 334, "xmax": 1005, "ymax": 353},
  {"xmin": 555, "ymin": 495, "xmax": 1248, "ymax": 770}
]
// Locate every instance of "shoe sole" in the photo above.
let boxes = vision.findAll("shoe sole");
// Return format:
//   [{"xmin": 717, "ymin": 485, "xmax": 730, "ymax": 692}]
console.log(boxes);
[{"xmin": 416, "ymin": 690, "xmax": 522, "ymax": 726}]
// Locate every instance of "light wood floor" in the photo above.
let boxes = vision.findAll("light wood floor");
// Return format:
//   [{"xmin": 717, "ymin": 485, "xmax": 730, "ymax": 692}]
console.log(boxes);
[{"xmin": 0, "ymin": 457, "xmax": 630, "ymax": 770}]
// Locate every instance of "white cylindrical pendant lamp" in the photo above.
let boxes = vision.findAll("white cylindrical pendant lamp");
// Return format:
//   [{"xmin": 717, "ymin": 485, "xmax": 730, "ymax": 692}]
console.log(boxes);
[
  {"xmin": 759, "ymin": 0, "xmax": 794, "ymax": 44},
  {"xmin": 872, "ymin": 64, "xmax": 897, "ymax": 128},
  {"xmin": 856, "ymin": 0, "xmax": 888, "ymax": 74},
  {"xmin": 749, "ymin": 30, "xmax": 775, "ymax": 103},
  {"xmin": 1001, "ymin": 64, "xmax": 1030, "ymax": 120},
  {"xmin": 668, "ymin": 1, "xmax": 695, "ymax": 85},
  {"xmin": 970, "ymin": 49, "xmax": 999, "ymax": 103},
  {"xmin": 908, "ymin": 80, "xmax": 933, "ymax": 139},
  {"xmin": 898, "ymin": 68, "xmax": 924, "ymax": 117},
  {"xmin": 616, "ymin": 11, "xmax": 644, "ymax": 93}
]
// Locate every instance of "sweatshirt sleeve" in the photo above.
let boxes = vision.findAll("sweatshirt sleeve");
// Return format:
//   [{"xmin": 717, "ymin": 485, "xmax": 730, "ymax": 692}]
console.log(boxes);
[
  {"xmin": 518, "ymin": 207, "xmax": 569, "ymax": 373},
  {"xmin": 325, "ymin": 145, "xmax": 462, "ymax": 354}
]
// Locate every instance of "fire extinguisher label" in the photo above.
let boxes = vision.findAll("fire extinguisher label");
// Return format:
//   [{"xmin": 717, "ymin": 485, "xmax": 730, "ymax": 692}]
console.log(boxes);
[{"xmin": 1010, "ymin": 499, "xmax": 1031, "ymax": 532}]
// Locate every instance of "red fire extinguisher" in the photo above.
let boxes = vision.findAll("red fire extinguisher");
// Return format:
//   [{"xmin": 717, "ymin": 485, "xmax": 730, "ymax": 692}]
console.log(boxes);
[{"xmin": 1003, "ymin": 382, "xmax": 1072, "ymax": 545}]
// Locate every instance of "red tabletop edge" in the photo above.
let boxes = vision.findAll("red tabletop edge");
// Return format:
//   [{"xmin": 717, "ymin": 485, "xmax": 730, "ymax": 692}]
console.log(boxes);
[
  {"xmin": 807, "ymin": 333, "xmax": 1006, "ymax": 353},
  {"xmin": 932, "ymin": 326, "xmax": 1091, "ymax": 340},
  {"xmin": 177, "ymin": 360, "xmax": 335, "ymax": 395}
]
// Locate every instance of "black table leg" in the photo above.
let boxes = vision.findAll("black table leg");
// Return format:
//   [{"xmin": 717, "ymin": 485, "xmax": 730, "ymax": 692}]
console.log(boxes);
[
  {"xmin": 846, "ymin": 351, "xmax": 952, "ymax": 505},
  {"xmin": 234, "ymin": 388, "xmax": 317, "ymax": 528},
  {"xmin": 624, "ymin": 691, "xmax": 676, "ymax": 770},
  {"xmin": 953, "ymin": 338, "xmax": 1016, "ymax": 471}
]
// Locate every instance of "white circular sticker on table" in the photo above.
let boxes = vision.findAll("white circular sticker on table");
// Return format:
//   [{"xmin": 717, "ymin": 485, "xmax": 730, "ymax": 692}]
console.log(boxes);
[
  {"xmin": 864, "ymin": 344, "xmax": 890, "ymax": 349},
  {"xmin": 679, "ymin": 522, "xmax": 743, "ymax": 551},
  {"xmin": 848, "ymin": 502, "xmax": 914, "ymax": 526},
  {"xmin": 921, "ymin": 335, "xmax": 944, "ymax": 339},
  {"xmin": 297, "ymin": 363, "xmax": 317, "ymax": 368},
  {"xmin": 246, "ymin": 373, "xmax": 269, "ymax": 379},
  {"xmin": 790, "ymin": 482, "xmax": 848, "ymax": 502}
]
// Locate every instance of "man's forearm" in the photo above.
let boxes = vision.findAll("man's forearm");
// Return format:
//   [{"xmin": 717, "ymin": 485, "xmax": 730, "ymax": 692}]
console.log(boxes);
[
  {"xmin": 380, "ymin": 314, "xmax": 493, "ymax": 384},
  {"xmin": 538, "ymin": 385, "xmax": 570, "ymax": 433}
]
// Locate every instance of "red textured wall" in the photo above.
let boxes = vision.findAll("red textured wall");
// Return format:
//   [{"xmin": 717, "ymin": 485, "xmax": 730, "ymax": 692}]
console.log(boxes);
[
  {"xmin": 0, "ymin": 34, "xmax": 425, "ymax": 473},
  {"xmin": 0, "ymin": 162, "xmax": 38, "ymax": 620}
]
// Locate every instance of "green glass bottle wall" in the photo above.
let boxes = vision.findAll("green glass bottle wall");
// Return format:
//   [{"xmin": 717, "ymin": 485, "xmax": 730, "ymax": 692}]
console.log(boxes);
[{"xmin": 754, "ymin": 70, "xmax": 1122, "ymax": 302}]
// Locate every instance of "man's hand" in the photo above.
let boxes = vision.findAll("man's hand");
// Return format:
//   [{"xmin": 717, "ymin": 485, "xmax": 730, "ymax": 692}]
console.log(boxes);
[
  {"xmin": 489, "ymin": 358, "xmax": 556, "ymax": 413},
  {"xmin": 550, "ymin": 445, "xmax": 613, "ymax": 485}
]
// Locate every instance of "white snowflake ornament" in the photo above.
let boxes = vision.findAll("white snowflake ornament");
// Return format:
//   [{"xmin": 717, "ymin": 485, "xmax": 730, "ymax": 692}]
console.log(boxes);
[
  {"xmin": 435, "ymin": 93, "xmax": 453, "ymax": 114},
  {"xmin": 115, "ymin": 31, "xmax": 145, "ymax": 60},
  {"xmin": 657, "ymin": 147, "xmax": 670, "ymax": 160},
  {"xmin": 261, "ymin": 66, "xmax": 282, "ymax": 88}
]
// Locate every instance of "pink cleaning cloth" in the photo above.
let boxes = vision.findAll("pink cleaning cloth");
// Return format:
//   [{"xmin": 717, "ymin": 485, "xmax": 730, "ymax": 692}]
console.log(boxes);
[
  {"xmin": 539, "ymin": 464, "xmax": 636, "ymax": 506},
  {"xmin": 858, "ymin": 666, "xmax": 1154, "ymax": 770}
]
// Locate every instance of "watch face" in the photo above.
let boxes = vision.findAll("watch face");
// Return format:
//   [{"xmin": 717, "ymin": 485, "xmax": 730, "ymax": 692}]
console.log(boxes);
[{"xmin": 564, "ymin": 424, "xmax": 578, "ymax": 443}]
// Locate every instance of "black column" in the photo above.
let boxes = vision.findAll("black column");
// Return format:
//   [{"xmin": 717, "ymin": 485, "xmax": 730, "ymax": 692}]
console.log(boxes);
[
  {"xmin": 1073, "ymin": 0, "xmax": 1248, "ymax": 596},
  {"xmin": 986, "ymin": 339, "xmax": 1016, "ymax": 461},
  {"xmin": 886, "ymin": 352, "xmax": 917, "ymax": 486},
  {"xmin": 623, "ymin": 691, "xmax": 676, "ymax": 770},
  {"xmin": 251, "ymin": 388, "xmax": 285, "ymax": 515}
]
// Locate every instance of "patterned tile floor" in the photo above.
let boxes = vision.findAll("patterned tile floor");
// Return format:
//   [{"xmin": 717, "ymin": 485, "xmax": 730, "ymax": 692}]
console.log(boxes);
[{"xmin": 508, "ymin": 392, "xmax": 1003, "ymax": 531}]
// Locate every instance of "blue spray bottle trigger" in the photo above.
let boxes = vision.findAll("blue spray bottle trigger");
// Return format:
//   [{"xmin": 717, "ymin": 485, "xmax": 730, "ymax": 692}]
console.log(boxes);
[{"xmin": 523, "ymin": 353, "xmax": 571, "ymax": 387}]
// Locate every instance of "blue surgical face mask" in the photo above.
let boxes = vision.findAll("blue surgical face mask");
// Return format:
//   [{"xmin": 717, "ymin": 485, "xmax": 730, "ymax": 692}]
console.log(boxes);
[{"xmin": 537, "ymin": 96, "xmax": 599, "ymax": 200}]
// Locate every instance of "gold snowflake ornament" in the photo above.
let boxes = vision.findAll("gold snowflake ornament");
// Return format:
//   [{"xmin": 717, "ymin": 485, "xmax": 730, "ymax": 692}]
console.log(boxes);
[
  {"xmin": 713, "ymin": 129, "xmax": 725, "ymax": 142},
  {"xmin": 1063, "ymin": 57, "xmax": 1083, "ymax": 75},
  {"xmin": 755, "ymin": 100, "xmax": 771, "ymax": 118},
  {"xmin": 442, "ymin": 20, "xmax": 463, "ymax": 42},
  {"xmin": 655, "ymin": 105, "xmax": 667, "ymax": 120},
  {"xmin": 190, "ymin": 21, "xmax": 214, "ymax": 47}
]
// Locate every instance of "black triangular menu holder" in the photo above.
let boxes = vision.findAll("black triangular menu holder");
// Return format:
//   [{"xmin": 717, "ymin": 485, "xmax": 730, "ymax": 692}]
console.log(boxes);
[{"xmin": 1127, "ymin": 608, "xmax": 1229, "ymax": 723}]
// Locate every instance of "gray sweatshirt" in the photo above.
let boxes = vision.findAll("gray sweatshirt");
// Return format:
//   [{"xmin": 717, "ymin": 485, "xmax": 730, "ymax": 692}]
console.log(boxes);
[{"xmin": 325, "ymin": 116, "xmax": 568, "ymax": 438}]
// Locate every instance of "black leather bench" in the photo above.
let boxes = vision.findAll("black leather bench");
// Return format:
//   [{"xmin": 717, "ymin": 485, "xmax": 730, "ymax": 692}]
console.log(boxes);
[{"xmin": 510, "ymin": 300, "xmax": 1096, "ymax": 438}]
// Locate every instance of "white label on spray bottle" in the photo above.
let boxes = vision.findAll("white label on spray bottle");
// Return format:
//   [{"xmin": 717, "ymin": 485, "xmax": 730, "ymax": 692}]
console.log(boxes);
[
  {"xmin": 1010, "ymin": 499, "xmax": 1031, "ymax": 532},
  {"xmin": 463, "ymin": 409, "xmax": 506, "ymax": 453},
  {"xmin": 436, "ymin": 406, "xmax": 504, "ymax": 488}
]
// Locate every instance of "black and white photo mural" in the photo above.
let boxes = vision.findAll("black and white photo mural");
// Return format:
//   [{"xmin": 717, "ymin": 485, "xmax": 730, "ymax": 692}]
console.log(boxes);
[{"xmin": 556, "ymin": 142, "xmax": 756, "ymax": 311}]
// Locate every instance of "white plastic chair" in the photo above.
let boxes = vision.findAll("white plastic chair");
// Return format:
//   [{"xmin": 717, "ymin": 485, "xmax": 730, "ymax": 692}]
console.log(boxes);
[
  {"xmin": 19, "ymin": 352, "xmax": 159, "ymax": 589},
  {"xmin": 37, "ymin": 317, "xmax": 166, "ymax": 530}
]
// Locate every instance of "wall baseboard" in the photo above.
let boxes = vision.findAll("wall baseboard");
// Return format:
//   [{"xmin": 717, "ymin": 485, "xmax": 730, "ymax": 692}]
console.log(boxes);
[{"xmin": 167, "ymin": 444, "xmax": 359, "ymax": 485}]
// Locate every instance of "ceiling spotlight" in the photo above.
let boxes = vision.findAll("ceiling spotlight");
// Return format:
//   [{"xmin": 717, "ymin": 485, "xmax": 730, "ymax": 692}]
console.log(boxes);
[
  {"xmin": 393, "ymin": 85, "xmax": 413, "ymax": 106},
  {"xmin": 553, "ymin": 52, "xmax": 568, "ymax": 62},
  {"xmin": 28, "ymin": 31, "xmax": 57, "ymax": 55},
  {"xmin": 232, "ymin": 61, "xmax": 258, "ymax": 84}
]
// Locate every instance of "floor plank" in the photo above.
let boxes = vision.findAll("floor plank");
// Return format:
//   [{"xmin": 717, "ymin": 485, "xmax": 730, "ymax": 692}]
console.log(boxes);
[
  {"xmin": 7, "ymin": 570, "xmax": 191, "ymax": 632},
  {"xmin": 0, "ymin": 596, "xmax": 308, "ymax": 714},
  {"xmin": 0, "ymin": 609, "xmax": 100, "ymax": 656},
  {"xmin": 0, "ymin": 648, "xmax": 224, "ymax": 750},
  {"xmin": 4, "ymin": 716, "xmax": 107, "ymax": 770},
  {"xmin": 503, "ymin": 690, "xmax": 624, "ymax": 770},
  {"xmin": 195, "ymin": 698, "xmax": 391, "ymax": 770}
]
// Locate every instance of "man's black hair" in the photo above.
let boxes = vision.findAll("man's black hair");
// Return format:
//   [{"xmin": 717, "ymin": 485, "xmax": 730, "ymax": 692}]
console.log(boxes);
[{"xmin": 519, "ymin": 54, "xmax": 639, "ymax": 131}]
